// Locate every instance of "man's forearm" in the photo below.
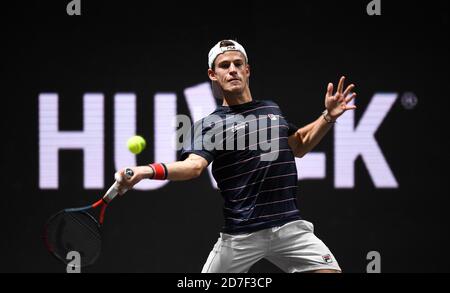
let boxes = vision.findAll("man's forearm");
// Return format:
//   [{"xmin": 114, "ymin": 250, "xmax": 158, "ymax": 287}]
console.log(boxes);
[
  {"xmin": 292, "ymin": 114, "xmax": 334, "ymax": 157},
  {"xmin": 165, "ymin": 159, "xmax": 205, "ymax": 181},
  {"xmin": 116, "ymin": 154, "xmax": 208, "ymax": 193},
  {"xmin": 138, "ymin": 156, "xmax": 207, "ymax": 181}
]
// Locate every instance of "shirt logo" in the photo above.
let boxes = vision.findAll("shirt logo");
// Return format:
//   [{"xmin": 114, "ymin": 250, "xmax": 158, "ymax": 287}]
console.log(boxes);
[{"xmin": 268, "ymin": 114, "xmax": 279, "ymax": 121}]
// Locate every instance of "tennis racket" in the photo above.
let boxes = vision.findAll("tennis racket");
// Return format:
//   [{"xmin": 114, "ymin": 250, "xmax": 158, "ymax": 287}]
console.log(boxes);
[{"xmin": 43, "ymin": 168, "xmax": 134, "ymax": 268}]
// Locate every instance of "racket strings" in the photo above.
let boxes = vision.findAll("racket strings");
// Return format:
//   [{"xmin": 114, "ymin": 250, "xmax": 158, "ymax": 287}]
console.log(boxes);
[
  {"xmin": 66, "ymin": 212, "xmax": 101, "ymax": 240},
  {"xmin": 45, "ymin": 211, "xmax": 102, "ymax": 267}
]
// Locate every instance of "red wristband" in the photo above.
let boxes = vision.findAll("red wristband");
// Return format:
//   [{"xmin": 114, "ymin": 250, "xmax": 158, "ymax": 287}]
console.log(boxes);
[{"xmin": 149, "ymin": 163, "xmax": 168, "ymax": 180}]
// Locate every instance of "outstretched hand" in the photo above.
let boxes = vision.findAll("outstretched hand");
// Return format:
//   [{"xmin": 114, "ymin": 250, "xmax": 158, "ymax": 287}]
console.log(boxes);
[{"xmin": 325, "ymin": 76, "xmax": 357, "ymax": 120}]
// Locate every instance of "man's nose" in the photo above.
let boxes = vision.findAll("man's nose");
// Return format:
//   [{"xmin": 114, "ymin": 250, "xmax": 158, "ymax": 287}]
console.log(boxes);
[{"xmin": 228, "ymin": 63, "xmax": 237, "ymax": 73}]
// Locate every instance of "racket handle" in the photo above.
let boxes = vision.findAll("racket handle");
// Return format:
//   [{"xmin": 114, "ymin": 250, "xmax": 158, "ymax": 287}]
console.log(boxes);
[{"xmin": 103, "ymin": 168, "xmax": 134, "ymax": 203}]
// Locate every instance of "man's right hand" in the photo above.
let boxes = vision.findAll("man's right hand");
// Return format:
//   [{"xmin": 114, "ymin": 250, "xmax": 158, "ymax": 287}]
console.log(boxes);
[{"xmin": 115, "ymin": 166, "xmax": 154, "ymax": 195}]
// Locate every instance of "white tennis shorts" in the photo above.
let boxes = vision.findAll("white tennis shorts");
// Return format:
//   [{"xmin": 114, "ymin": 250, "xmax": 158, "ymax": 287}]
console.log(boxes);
[{"xmin": 201, "ymin": 220, "xmax": 341, "ymax": 273}]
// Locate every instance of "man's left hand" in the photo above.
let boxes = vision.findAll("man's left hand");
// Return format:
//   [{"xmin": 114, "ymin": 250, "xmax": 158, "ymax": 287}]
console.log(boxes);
[{"xmin": 324, "ymin": 76, "xmax": 357, "ymax": 120}]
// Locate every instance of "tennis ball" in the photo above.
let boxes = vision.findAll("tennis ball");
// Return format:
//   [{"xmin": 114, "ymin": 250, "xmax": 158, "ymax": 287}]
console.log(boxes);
[{"xmin": 127, "ymin": 135, "xmax": 146, "ymax": 154}]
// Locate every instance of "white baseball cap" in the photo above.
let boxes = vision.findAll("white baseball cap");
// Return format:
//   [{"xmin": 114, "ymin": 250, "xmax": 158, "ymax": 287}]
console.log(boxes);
[{"xmin": 208, "ymin": 40, "xmax": 248, "ymax": 69}]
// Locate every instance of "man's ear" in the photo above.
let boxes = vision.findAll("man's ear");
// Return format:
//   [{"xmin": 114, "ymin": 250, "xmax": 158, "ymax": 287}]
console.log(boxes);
[
  {"xmin": 244, "ymin": 64, "xmax": 251, "ymax": 87},
  {"xmin": 208, "ymin": 68, "xmax": 217, "ymax": 81}
]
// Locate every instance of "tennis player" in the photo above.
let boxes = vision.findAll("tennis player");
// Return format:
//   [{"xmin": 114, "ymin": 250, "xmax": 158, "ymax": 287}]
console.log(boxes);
[{"xmin": 116, "ymin": 40, "xmax": 356, "ymax": 273}]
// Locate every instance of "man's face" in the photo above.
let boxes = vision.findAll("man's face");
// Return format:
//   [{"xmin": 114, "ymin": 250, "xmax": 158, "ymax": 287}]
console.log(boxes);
[{"xmin": 208, "ymin": 51, "xmax": 250, "ymax": 95}]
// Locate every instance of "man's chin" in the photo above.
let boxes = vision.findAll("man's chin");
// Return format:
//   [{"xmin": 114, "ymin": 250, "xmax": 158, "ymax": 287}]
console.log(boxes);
[{"xmin": 224, "ymin": 86, "xmax": 244, "ymax": 95}]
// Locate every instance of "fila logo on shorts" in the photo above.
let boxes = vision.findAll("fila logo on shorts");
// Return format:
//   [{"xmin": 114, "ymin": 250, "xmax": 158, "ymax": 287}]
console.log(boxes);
[{"xmin": 322, "ymin": 254, "xmax": 333, "ymax": 263}]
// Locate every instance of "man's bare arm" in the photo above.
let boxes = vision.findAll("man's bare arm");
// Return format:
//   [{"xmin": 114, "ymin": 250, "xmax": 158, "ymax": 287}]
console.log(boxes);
[
  {"xmin": 288, "ymin": 115, "xmax": 334, "ymax": 158},
  {"xmin": 115, "ymin": 153, "xmax": 208, "ymax": 193},
  {"xmin": 288, "ymin": 76, "xmax": 357, "ymax": 158},
  {"xmin": 165, "ymin": 154, "xmax": 209, "ymax": 181}
]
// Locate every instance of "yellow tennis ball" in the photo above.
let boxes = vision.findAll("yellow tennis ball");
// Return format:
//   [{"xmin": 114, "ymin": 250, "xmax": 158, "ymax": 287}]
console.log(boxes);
[{"xmin": 127, "ymin": 135, "xmax": 146, "ymax": 154}]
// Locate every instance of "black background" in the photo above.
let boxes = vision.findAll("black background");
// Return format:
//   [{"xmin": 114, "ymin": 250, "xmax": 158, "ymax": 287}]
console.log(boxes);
[{"xmin": 1, "ymin": 0, "xmax": 449, "ymax": 272}]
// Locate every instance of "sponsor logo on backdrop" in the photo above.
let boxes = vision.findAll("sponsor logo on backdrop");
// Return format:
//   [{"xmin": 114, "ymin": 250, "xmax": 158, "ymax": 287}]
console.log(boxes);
[{"xmin": 38, "ymin": 82, "xmax": 400, "ymax": 190}]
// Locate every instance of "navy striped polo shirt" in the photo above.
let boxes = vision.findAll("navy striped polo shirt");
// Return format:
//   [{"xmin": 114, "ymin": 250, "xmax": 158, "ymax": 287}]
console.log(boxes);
[{"xmin": 180, "ymin": 99, "xmax": 301, "ymax": 234}]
